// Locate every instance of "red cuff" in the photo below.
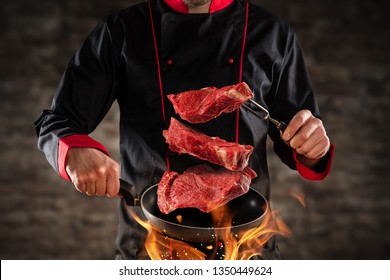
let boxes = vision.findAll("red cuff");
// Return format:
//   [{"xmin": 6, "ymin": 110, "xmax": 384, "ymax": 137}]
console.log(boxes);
[
  {"xmin": 293, "ymin": 143, "xmax": 335, "ymax": 181},
  {"xmin": 58, "ymin": 134, "xmax": 109, "ymax": 181}
]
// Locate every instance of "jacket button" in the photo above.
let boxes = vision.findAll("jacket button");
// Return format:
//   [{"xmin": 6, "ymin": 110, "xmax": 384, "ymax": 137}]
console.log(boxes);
[
  {"xmin": 167, "ymin": 59, "xmax": 173, "ymax": 66},
  {"xmin": 228, "ymin": 58, "xmax": 234, "ymax": 64}
]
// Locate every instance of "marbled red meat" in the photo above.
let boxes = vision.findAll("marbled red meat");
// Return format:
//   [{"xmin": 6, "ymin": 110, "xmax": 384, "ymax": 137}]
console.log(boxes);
[
  {"xmin": 167, "ymin": 82, "xmax": 254, "ymax": 124},
  {"xmin": 163, "ymin": 118, "xmax": 254, "ymax": 171},
  {"xmin": 157, "ymin": 165, "xmax": 257, "ymax": 214}
]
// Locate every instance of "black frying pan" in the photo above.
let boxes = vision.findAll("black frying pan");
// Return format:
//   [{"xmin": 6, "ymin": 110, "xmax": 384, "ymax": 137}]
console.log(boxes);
[{"xmin": 119, "ymin": 179, "xmax": 268, "ymax": 243}]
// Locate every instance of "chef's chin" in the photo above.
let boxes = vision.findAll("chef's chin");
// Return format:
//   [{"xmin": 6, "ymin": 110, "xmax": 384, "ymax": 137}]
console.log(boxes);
[{"xmin": 182, "ymin": 0, "xmax": 212, "ymax": 8}]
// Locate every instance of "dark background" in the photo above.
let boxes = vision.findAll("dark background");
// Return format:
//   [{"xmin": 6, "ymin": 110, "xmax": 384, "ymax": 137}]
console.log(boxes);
[{"xmin": 1, "ymin": 0, "xmax": 389, "ymax": 259}]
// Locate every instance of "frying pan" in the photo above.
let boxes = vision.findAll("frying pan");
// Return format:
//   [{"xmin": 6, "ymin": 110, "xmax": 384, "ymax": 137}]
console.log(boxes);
[{"xmin": 119, "ymin": 179, "xmax": 268, "ymax": 243}]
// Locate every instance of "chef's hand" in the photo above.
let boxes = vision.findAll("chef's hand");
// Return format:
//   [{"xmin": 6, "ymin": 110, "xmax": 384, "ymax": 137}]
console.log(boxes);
[
  {"xmin": 65, "ymin": 147, "xmax": 120, "ymax": 197},
  {"xmin": 282, "ymin": 110, "xmax": 330, "ymax": 168}
]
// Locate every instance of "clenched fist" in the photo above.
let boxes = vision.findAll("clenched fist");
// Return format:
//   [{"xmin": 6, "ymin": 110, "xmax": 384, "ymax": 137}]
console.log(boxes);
[
  {"xmin": 65, "ymin": 147, "xmax": 120, "ymax": 197},
  {"xmin": 282, "ymin": 110, "xmax": 330, "ymax": 168}
]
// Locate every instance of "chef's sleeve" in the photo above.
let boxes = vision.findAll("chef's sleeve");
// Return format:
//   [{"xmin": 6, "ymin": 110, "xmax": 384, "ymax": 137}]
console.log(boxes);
[
  {"xmin": 34, "ymin": 19, "xmax": 118, "ymax": 180},
  {"xmin": 267, "ymin": 27, "xmax": 334, "ymax": 180}
]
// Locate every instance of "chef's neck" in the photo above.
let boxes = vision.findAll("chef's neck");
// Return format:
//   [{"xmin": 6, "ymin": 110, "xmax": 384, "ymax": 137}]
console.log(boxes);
[{"xmin": 187, "ymin": 1, "xmax": 212, "ymax": 13}]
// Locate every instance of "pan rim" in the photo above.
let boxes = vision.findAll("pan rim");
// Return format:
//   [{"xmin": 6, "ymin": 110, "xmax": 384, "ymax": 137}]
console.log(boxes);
[{"xmin": 140, "ymin": 184, "xmax": 269, "ymax": 232}]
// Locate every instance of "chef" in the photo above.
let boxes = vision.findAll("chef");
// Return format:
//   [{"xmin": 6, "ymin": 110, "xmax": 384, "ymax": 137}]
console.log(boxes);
[{"xmin": 35, "ymin": 0, "xmax": 334, "ymax": 259}]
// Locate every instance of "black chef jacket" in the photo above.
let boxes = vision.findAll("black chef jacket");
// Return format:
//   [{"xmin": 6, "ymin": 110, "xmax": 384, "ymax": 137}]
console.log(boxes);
[{"xmin": 35, "ymin": 0, "xmax": 333, "ymax": 259}]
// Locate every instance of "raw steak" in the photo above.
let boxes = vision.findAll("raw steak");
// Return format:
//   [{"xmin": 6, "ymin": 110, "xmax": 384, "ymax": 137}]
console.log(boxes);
[
  {"xmin": 167, "ymin": 82, "xmax": 254, "ymax": 124},
  {"xmin": 157, "ymin": 165, "xmax": 257, "ymax": 214},
  {"xmin": 163, "ymin": 118, "xmax": 254, "ymax": 171}
]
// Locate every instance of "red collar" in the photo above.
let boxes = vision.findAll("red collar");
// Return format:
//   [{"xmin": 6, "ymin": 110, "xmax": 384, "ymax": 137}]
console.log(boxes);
[{"xmin": 163, "ymin": 0, "xmax": 234, "ymax": 14}]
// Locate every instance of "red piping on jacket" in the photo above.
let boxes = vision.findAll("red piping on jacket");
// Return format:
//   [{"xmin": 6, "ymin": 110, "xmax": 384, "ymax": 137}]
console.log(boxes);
[
  {"xmin": 148, "ymin": 1, "xmax": 166, "ymax": 123},
  {"xmin": 148, "ymin": 0, "xmax": 171, "ymax": 172},
  {"xmin": 236, "ymin": 1, "xmax": 249, "ymax": 143}
]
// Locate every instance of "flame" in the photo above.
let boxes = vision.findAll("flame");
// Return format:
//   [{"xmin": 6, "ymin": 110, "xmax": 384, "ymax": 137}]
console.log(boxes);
[
  {"xmin": 129, "ymin": 204, "xmax": 291, "ymax": 260},
  {"xmin": 288, "ymin": 190, "xmax": 306, "ymax": 208},
  {"xmin": 130, "ymin": 209, "xmax": 207, "ymax": 260},
  {"xmin": 175, "ymin": 215, "xmax": 183, "ymax": 223},
  {"xmin": 210, "ymin": 205, "xmax": 291, "ymax": 260},
  {"xmin": 235, "ymin": 209, "xmax": 291, "ymax": 259}
]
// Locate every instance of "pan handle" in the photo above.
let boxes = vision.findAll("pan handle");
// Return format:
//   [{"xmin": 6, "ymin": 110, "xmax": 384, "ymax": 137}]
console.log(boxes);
[{"xmin": 119, "ymin": 179, "xmax": 140, "ymax": 206}]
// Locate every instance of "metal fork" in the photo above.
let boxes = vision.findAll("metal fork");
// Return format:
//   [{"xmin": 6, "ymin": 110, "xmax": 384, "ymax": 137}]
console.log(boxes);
[{"xmin": 242, "ymin": 99, "xmax": 288, "ymax": 132}]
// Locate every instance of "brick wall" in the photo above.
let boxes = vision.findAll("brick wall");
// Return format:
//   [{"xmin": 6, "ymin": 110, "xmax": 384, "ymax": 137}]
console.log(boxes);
[{"xmin": 1, "ymin": 0, "xmax": 389, "ymax": 259}]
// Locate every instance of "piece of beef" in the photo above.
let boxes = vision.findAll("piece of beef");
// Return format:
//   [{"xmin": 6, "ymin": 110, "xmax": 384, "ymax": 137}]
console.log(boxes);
[
  {"xmin": 157, "ymin": 165, "xmax": 257, "ymax": 214},
  {"xmin": 167, "ymin": 82, "xmax": 254, "ymax": 124},
  {"xmin": 163, "ymin": 118, "xmax": 253, "ymax": 171}
]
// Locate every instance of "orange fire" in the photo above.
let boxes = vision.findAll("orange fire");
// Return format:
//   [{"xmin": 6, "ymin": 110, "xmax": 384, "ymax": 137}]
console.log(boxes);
[
  {"xmin": 130, "ymin": 210, "xmax": 207, "ymax": 260},
  {"xmin": 129, "ymin": 205, "xmax": 291, "ymax": 260},
  {"xmin": 210, "ymin": 206, "xmax": 291, "ymax": 260},
  {"xmin": 288, "ymin": 190, "xmax": 306, "ymax": 208}
]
